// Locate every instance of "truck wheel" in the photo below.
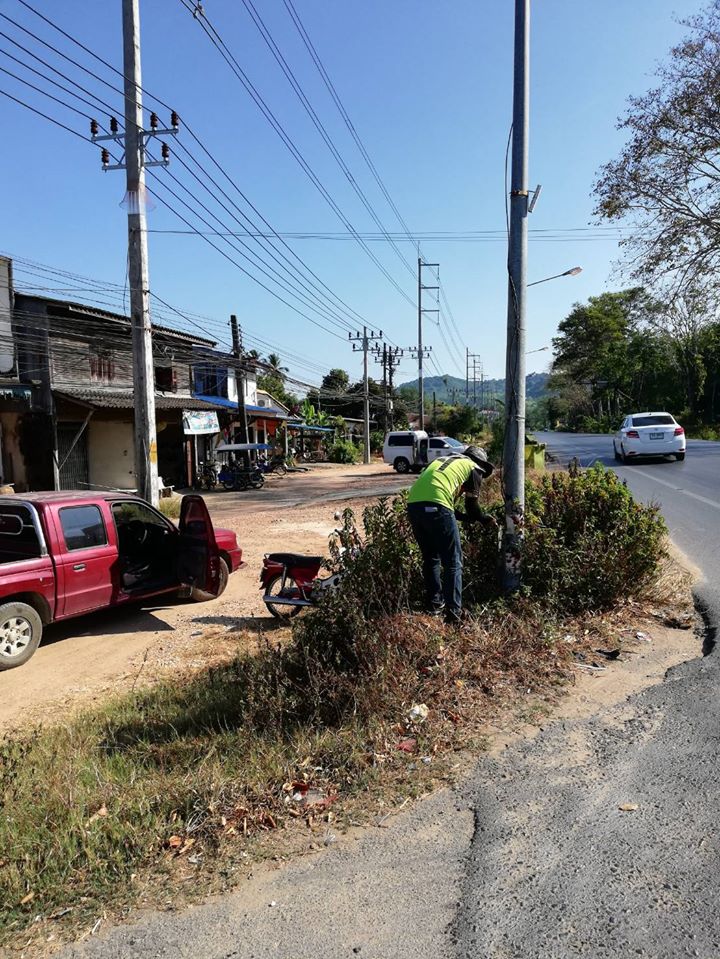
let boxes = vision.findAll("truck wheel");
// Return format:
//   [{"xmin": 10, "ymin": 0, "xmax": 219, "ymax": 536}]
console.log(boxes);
[
  {"xmin": 0, "ymin": 602, "xmax": 43, "ymax": 670},
  {"xmin": 394, "ymin": 457, "xmax": 410, "ymax": 474},
  {"xmin": 190, "ymin": 557, "xmax": 229, "ymax": 603}
]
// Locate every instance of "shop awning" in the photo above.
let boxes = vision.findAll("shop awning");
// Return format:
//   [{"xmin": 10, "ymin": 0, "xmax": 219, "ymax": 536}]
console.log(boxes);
[
  {"xmin": 192, "ymin": 395, "xmax": 291, "ymax": 419},
  {"xmin": 289, "ymin": 423, "xmax": 335, "ymax": 433}
]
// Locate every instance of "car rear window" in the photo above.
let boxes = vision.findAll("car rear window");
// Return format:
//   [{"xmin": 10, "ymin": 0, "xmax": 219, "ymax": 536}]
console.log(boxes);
[
  {"xmin": 0, "ymin": 504, "xmax": 42, "ymax": 563},
  {"xmin": 632, "ymin": 415, "xmax": 675, "ymax": 427},
  {"xmin": 388, "ymin": 434, "xmax": 412, "ymax": 447}
]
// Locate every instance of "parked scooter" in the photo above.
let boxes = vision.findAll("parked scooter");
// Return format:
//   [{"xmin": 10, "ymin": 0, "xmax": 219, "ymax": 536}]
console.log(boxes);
[
  {"xmin": 260, "ymin": 513, "xmax": 357, "ymax": 618},
  {"xmin": 194, "ymin": 459, "xmax": 218, "ymax": 491}
]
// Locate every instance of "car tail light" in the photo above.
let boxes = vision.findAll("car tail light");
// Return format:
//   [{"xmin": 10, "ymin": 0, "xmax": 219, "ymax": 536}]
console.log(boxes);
[
  {"xmin": 626, "ymin": 430, "xmax": 640, "ymax": 439},
  {"xmin": 674, "ymin": 426, "xmax": 684, "ymax": 435}
]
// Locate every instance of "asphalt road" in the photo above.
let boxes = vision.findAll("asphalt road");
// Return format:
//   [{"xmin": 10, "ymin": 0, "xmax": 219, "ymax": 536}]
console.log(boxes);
[
  {"xmin": 534, "ymin": 431, "xmax": 720, "ymax": 634},
  {"xmin": 453, "ymin": 432, "xmax": 720, "ymax": 958},
  {"xmin": 60, "ymin": 436, "xmax": 720, "ymax": 959}
]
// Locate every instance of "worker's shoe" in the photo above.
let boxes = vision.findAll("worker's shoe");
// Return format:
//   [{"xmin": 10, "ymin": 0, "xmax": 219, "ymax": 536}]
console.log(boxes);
[
  {"xmin": 428, "ymin": 603, "xmax": 446, "ymax": 617},
  {"xmin": 444, "ymin": 608, "xmax": 465, "ymax": 626}
]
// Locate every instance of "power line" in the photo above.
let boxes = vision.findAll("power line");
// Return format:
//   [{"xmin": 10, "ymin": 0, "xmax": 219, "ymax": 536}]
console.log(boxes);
[
  {"xmin": 167, "ymin": 150, "xmax": 357, "ymax": 332},
  {"xmin": 178, "ymin": 0, "xmax": 416, "ymax": 313},
  {"xmin": 0, "ymin": 46, "xmax": 122, "ymax": 127},
  {"xmin": 239, "ymin": 0, "xmax": 416, "ymax": 281},
  {"xmin": 144, "ymin": 172, "xmax": 349, "ymax": 342},
  {"xmin": 0, "ymin": 87, "xmax": 95, "ymax": 143},
  {"xmin": 3, "ymin": 4, "xmax": 381, "ymax": 340}
]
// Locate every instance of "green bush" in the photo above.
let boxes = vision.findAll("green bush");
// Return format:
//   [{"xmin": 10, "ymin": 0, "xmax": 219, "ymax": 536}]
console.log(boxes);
[
  {"xmin": 296, "ymin": 464, "xmax": 667, "ymax": 671},
  {"xmin": 369, "ymin": 430, "xmax": 385, "ymax": 453},
  {"xmin": 328, "ymin": 438, "xmax": 360, "ymax": 464},
  {"xmin": 575, "ymin": 414, "xmax": 615, "ymax": 434},
  {"xmin": 687, "ymin": 424, "xmax": 719, "ymax": 441},
  {"xmin": 520, "ymin": 464, "xmax": 666, "ymax": 611}
]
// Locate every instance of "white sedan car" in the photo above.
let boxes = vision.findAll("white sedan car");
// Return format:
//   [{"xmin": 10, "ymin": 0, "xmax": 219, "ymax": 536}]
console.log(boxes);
[{"xmin": 614, "ymin": 412, "xmax": 686, "ymax": 463}]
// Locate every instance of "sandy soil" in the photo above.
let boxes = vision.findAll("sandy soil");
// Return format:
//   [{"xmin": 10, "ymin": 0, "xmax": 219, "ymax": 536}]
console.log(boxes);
[{"xmin": 0, "ymin": 463, "xmax": 411, "ymax": 732}]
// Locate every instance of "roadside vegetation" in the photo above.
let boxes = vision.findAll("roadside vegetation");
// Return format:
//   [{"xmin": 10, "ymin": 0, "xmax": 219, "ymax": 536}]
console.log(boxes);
[{"xmin": 0, "ymin": 465, "xmax": 675, "ymax": 950}]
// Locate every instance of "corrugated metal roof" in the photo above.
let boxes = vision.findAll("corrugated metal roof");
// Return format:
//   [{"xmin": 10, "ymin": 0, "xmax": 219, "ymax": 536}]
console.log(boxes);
[
  {"xmin": 54, "ymin": 388, "xmax": 225, "ymax": 412},
  {"xmin": 14, "ymin": 293, "xmax": 217, "ymax": 347}
]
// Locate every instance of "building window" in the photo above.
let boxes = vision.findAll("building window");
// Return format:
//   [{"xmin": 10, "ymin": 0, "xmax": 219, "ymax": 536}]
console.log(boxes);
[
  {"xmin": 154, "ymin": 365, "xmax": 177, "ymax": 392},
  {"xmin": 89, "ymin": 349, "xmax": 115, "ymax": 384},
  {"xmin": 194, "ymin": 364, "xmax": 220, "ymax": 396}
]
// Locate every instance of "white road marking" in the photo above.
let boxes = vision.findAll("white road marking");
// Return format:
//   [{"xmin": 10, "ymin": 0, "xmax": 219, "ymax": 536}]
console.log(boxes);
[{"xmin": 622, "ymin": 469, "xmax": 720, "ymax": 511}]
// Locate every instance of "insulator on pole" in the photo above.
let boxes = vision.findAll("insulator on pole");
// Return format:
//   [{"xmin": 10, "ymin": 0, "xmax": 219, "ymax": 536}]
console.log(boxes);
[
  {"xmin": 150, "ymin": 112, "xmax": 159, "ymax": 130},
  {"xmin": 110, "ymin": 116, "xmax": 119, "ymax": 133},
  {"xmin": 90, "ymin": 118, "xmax": 99, "ymax": 137}
]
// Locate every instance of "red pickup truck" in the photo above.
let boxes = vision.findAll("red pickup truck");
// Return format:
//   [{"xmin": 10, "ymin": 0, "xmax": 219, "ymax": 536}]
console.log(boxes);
[{"xmin": 0, "ymin": 492, "xmax": 244, "ymax": 670}]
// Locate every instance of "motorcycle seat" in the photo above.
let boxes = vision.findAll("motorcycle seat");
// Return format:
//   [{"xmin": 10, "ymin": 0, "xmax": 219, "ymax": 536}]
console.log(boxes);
[{"xmin": 266, "ymin": 552, "xmax": 324, "ymax": 568}]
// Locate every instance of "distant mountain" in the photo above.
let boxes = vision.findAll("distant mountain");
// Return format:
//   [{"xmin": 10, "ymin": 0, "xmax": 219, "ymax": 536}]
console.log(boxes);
[{"xmin": 398, "ymin": 372, "xmax": 550, "ymax": 404}]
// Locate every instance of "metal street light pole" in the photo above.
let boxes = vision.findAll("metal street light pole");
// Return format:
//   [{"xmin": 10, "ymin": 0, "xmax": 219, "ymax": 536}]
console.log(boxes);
[
  {"xmin": 527, "ymin": 266, "xmax": 582, "ymax": 287},
  {"xmin": 502, "ymin": 0, "xmax": 531, "ymax": 593}
]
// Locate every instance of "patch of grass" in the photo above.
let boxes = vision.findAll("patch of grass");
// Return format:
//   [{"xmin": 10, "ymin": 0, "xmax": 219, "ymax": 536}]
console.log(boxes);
[
  {"xmin": 157, "ymin": 495, "xmax": 182, "ymax": 519},
  {"xmin": 1, "ymin": 604, "xmax": 583, "ymax": 949}
]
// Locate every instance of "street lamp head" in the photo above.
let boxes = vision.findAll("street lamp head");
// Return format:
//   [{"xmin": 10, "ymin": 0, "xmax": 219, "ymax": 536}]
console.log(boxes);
[{"xmin": 563, "ymin": 266, "xmax": 583, "ymax": 277}]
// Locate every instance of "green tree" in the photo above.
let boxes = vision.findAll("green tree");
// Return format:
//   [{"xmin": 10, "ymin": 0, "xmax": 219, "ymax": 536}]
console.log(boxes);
[
  {"xmin": 594, "ymin": 3, "xmax": 720, "ymax": 295},
  {"xmin": 321, "ymin": 368, "xmax": 350, "ymax": 394},
  {"xmin": 266, "ymin": 353, "xmax": 288, "ymax": 379}
]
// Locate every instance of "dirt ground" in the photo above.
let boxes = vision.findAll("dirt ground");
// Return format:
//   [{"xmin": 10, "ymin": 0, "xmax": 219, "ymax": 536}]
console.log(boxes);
[{"xmin": 0, "ymin": 463, "xmax": 412, "ymax": 731}]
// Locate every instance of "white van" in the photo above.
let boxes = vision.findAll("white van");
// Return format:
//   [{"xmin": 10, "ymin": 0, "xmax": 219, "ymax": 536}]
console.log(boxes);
[{"xmin": 383, "ymin": 431, "xmax": 466, "ymax": 473}]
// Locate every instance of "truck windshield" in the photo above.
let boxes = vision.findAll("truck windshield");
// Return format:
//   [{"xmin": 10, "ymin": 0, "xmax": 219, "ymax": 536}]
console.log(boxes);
[{"xmin": 0, "ymin": 504, "xmax": 42, "ymax": 563}]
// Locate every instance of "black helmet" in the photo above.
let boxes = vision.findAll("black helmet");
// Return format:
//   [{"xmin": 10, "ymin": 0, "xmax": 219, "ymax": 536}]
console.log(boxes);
[{"xmin": 464, "ymin": 445, "xmax": 494, "ymax": 476}]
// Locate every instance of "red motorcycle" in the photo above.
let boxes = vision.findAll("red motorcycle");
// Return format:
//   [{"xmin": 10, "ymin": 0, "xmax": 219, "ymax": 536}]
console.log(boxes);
[
  {"xmin": 260, "ymin": 513, "xmax": 358, "ymax": 619},
  {"xmin": 260, "ymin": 552, "xmax": 342, "ymax": 619}
]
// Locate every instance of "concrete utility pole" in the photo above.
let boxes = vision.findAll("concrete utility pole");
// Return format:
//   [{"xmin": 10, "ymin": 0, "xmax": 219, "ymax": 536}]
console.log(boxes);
[
  {"xmin": 230, "ymin": 314, "xmax": 251, "ymax": 464},
  {"xmin": 93, "ymin": 1, "xmax": 177, "ymax": 504},
  {"xmin": 415, "ymin": 258, "xmax": 439, "ymax": 428},
  {"xmin": 502, "ymin": 0, "xmax": 531, "ymax": 591},
  {"xmin": 122, "ymin": 0, "xmax": 157, "ymax": 504},
  {"xmin": 465, "ymin": 347, "xmax": 470, "ymax": 402},
  {"xmin": 386, "ymin": 347, "xmax": 402, "ymax": 431},
  {"xmin": 374, "ymin": 343, "xmax": 403, "ymax": 432},
  {"xmin": 349, "ymin": 327, "xmax": 383, "ymax": 464}
]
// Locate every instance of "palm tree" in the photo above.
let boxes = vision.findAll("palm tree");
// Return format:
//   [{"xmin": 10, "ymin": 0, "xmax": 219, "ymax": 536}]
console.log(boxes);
[{"xmin": 266, "ymin": 353, "xmax": 289, "ymax": 380}]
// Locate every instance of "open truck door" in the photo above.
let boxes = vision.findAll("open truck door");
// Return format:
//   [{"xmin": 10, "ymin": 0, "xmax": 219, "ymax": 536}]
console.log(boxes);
[{"xmin": 177, "ymin": 495, "xmax": 221, "ymax": 597}]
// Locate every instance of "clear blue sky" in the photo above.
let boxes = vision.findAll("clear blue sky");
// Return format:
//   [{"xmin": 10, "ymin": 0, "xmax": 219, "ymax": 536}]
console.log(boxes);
[{"xmin": 0, "ymin": 0, "xmax": 700, "ymax": 389}]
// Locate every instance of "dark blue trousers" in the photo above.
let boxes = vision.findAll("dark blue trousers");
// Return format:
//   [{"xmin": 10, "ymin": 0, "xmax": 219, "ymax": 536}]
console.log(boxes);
[{"xmin": 407, "ymin": 502, "xmax": 462, "ymax": 616}]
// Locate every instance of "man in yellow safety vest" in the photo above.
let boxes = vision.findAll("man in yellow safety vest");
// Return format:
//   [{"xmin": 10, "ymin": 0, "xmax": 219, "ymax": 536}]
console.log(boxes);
[{"xmin": 406, "ymin": 446, "xmax": 496, "ymax": 624}]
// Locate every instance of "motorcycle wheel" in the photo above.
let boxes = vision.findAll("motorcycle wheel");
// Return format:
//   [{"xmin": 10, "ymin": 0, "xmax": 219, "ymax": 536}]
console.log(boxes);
[
  {"xmin": 221, "ymin": 477, "xmax": 236, "ymax": 491},
  {"xmin": 263, "ymin": 574, "xmax": 304, "ymax": 619},
  {"xmin": 272, "ymin": 462, "xmax": 287, "ymax": 476},
  {"xmin": 249, "ymin": 471, "xmax": 264, "ymax": 489}
]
